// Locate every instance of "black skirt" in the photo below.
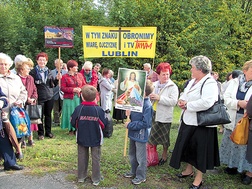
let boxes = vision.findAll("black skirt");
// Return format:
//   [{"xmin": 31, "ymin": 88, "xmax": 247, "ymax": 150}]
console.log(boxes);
[
  {"xmin": 112, "ymin": 107, "xmax": 126, "ymax": 121},
  {"xmin": 169, "ymin": 120, "xmax": 220, "ymax": 173}
]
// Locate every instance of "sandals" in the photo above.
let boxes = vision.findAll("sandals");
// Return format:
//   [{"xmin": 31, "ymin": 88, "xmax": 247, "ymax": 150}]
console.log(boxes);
[
  {"xmin": 177, "ymin": 171, "xmax": 194, "ymax": 178},
  {"xmin": 158, "ymin": 158, "xmax": 167, "ymax": 166},
  {"xmin": 27, "ymin": 140, "xmax": 35, "ymax": 146}
]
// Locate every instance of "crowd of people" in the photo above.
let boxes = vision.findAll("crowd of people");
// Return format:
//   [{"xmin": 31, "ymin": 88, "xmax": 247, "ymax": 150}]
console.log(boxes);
[{"xmin": 0, "ymin": 52, "xmax": 252, "ymax": 188}]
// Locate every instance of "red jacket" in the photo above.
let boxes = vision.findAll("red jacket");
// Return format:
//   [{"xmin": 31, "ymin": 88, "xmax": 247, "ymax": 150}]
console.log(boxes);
[
  {"xmin": 60, "ymin": 73, "xmax": 86, "ymax": 99},
  {"xmin": 79, "ymin": 69, "xmax": 98, "ymax": 88},
  {"xmin": 19, "ymin": 75, "xmax": 38, "ymax": 104}
]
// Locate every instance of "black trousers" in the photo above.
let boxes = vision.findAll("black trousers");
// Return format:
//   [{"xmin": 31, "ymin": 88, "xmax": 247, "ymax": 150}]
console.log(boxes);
[
  {"xmin": 0, "ymin": 129, "xmax": 16, "ymax": 168},
  {"xmin": 38, "ymin": 98, "xmax": 54, "ymax": 136}
]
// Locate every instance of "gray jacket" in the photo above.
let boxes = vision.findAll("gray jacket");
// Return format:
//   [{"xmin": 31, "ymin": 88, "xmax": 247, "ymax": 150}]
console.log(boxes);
[{"xmin": 50, "ymin": 68, "xmax": 67, "ymax": 100}]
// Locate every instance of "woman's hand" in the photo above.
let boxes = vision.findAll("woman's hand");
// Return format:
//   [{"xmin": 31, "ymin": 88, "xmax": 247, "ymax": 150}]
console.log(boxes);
[
  {"xmin": 178, "ymin": 99, "xmax": 187, "ymax": 109},
  {"xmin": 14, "ymin": 100, "xmax": 23, "ymax": 107},
  {"xmin": 73, "ymin": 87, "xmax": 81, "ymax": 93},
  {"xmin": 238, "ymin": 100, "xmax": 248, "ymax": 109},
  {"xmin": 27, "ymin": 98, "xmax": 36, "ymax": 104},
  {"xmin": 150, "ymin": 93, "xmax": 160, "ymax": 101}
]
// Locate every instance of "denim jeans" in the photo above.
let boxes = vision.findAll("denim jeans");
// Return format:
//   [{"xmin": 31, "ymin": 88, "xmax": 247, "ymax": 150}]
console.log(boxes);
[
  {"xmin": 78, "ymin": 145, "xmax": 101, "ymax": 182},
  {"xmin": 128, "ymin": 139, "xmax": 147, "ymax": 180}
]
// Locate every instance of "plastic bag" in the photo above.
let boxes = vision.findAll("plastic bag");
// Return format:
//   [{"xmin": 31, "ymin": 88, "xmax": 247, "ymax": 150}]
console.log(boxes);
[
  {"xmin": 147, "ymin": 143, "xmax": 159, "ymax": 167},
  {"xmin": 10, "ymin": 106, "xmax": 31, "ymax": 138}
]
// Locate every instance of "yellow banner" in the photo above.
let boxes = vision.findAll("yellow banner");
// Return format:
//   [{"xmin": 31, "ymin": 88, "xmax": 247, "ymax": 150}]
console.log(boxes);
[{"xmin": 82, "ymin": 26, "xmax": 157, "ymax": 58}]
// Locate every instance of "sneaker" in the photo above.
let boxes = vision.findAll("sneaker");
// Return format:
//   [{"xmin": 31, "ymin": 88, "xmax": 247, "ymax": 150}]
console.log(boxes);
[
  {"xmin": 92, "ymin": 176, "xmax": 104, "ymax": 186},
  {"xmin": 21, "ymin": 141, "xmax": 26, "ymax": 148},
  {"xmin": 124, "ymin": 172, "xmax": 135, "ymax": 178},
  {"xmin": 78, "ymin": 176, "xmax": 87, "ymax": 183},
  {"xmin": 92, "ymin": 181, "xmax": 100, "ymax": 186},
  {"xmin": 27, "ymin": 140, "xmax": 35, "ymax": 146},
  {"xmin": 131, "ymin": 178, "xmax": 146, "ymax": 185},
  {"xmin": 78, "ymin": 178, "xmax": 84, "ymax": 183}
]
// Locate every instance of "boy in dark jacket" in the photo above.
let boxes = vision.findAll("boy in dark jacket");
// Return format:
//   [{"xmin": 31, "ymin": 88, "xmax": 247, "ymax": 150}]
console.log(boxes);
[
  {"xmin": 71, "ymin": 85, "xmax": 107, "ymax": 186},
  {"xmin": 124, "ymin": 80, "xmax": 154, "ymax": 185}
]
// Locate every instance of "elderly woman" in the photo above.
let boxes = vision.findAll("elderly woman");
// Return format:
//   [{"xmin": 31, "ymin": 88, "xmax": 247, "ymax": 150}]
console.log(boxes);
[
  {"xmin": 30, "ymin": 52, "xmax": 56, "ymax": 140},
  {"xmin": 50, "ymin": 58, "xmax": 67, "ymax": 125},
  {"xmin": 220, "ymin": 60, "xmax": 252, "ymax": 185},
  {"xmin": 60, "ymin": 60, "xmax": 85, "ymax": 135},
  {"xmin": 99, "ymin": 68, "xmax": 114, "ymax": 112},
  {"xmin": 80, "ymin": 61, "xmax": 99, "ymax": 101},
  {"xmin": 16, "ymin": 58, "xmax": 38, "ymax": 147},
  {"xmin": 169, "ymin": 56, "xmax": 219, "ymax": 189},
  {"xmin": 148, "ymin": 62, "xmax": 179, "ymax": 165},
  {"xmin": 0, "ymin": 52, "xmax": 27, "ymax": 159},
  {"xmin": 80, "ymin": 61, "xmax": 98, "ymax": 87}
]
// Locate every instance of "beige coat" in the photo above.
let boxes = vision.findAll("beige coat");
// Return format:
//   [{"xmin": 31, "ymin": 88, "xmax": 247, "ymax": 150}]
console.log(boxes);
[
  {"xmin": 0, "ymin": 72, "xmax": 27, "ymax": 113},
  {"xmin": 153, "ymin": 79, "xmax": 179, "ymax": 123}
]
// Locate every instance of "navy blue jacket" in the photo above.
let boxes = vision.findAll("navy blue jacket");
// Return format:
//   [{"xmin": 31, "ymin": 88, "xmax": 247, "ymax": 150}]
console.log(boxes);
[
  {"xmin": 0, "ymin": 87, "xmax": 8, "ymax": 108},
  {"xmin": 71, "ymin": 101, "xmax": 107, "ymax": 147},
  {"xmin": 127, "ymin": 97, "xmax": 153, "ymax": 143}
]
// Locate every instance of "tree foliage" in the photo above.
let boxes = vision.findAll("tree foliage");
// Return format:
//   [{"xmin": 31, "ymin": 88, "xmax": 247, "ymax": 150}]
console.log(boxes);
[{"xmin": 0, "ymin": 0, "xmax": 251, "ymax": 90}]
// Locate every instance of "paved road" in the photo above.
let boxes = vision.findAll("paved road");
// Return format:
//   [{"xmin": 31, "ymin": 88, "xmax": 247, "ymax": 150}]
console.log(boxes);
[{"xmin": 0, "ymin": 169, "xmax": 78, "ymax": 189}]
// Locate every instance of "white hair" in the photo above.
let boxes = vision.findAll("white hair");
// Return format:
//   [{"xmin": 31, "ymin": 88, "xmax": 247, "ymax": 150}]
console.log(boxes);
[
  {"xmin": 109, "ymin": 69, "xmax": 114, "ymax": 77},
  {"xmin": 82, "ymin": 61, "xmax": 93, "ymax": 70},
  {"xmin": 143, "ymin": 63, "xmax": 151, "ymax": 68},
  {"xmin": 14, "ymin": 54, "xmax": 28, "ymax": 65},
  {"xmin": 0, "ymin": 52, "xmax": 14, "ymax": 68},
  {"xmin": 54, "ymin": 58, "xmax": 63, "ymax": 64}
]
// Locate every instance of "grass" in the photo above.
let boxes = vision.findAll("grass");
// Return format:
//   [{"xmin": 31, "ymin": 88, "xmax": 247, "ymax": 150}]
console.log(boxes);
[{"xmin": 10, "ymin": 106, "xmax": 251, "ymax": 189}]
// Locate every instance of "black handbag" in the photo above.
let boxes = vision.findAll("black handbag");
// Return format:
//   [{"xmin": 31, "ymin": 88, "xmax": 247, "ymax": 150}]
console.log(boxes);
[
  {"xmin": 26, "ymin": 104, "xmax": 42, "ymax": 120},
  {"xmin": 197, "ymin": 78, "xmax": 231, "ymax": 126}
]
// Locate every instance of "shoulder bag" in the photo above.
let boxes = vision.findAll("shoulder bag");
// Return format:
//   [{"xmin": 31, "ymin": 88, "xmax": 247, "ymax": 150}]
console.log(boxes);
[
  {"xmin": 230, "ymin": 115, "xmax": 249, "ymax": 145},
  {"xmin": 197, "ymin": 78, "xmax": 231, "ymax": 126},
  {"xmin": 26, "ymin": 104, "xmax": 42, "ymax": 120}
]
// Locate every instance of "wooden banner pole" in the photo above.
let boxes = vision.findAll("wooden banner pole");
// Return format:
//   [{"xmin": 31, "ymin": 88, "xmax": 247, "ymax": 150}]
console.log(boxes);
[
  {"xmin": 123, "ymin": 114, "xmax": 130, "ymax": 157},
  {"xmin": 58, "ymin": 47, "xmax": 61, "ymax": 86}
]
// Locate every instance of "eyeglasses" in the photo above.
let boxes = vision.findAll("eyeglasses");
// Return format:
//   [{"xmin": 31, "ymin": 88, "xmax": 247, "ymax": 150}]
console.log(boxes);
[{"xmin": 85, "ymin": 69, "xmax": 91, "ymax": 72}]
